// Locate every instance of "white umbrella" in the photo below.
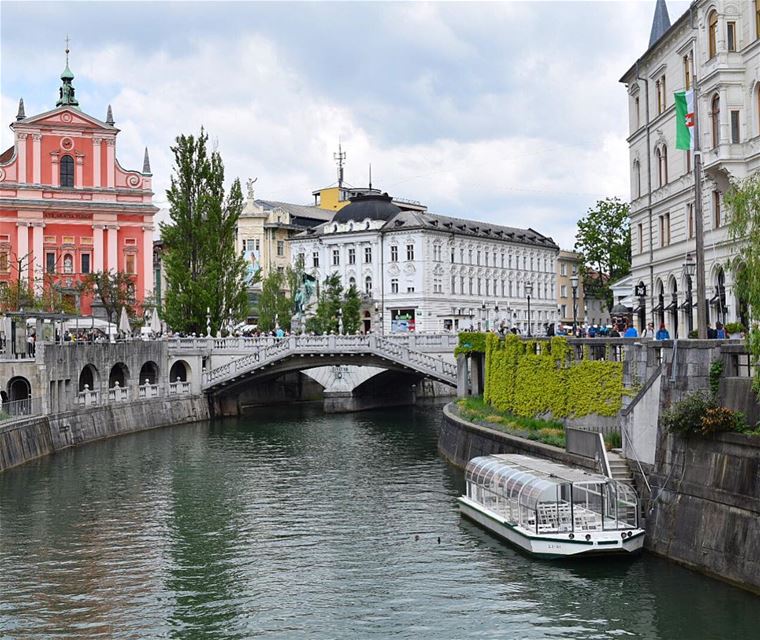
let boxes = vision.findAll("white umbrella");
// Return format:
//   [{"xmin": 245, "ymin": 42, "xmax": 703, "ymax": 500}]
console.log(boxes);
[
  {"xmin": 118, "ymin": 306, "xmax": 131, "ymax": 335},
  {"xmin": 150, "ymin": 309, "xmax": 161, "ymax": 333}
]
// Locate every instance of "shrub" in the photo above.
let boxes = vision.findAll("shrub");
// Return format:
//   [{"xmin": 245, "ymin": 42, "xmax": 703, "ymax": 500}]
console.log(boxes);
[
  {"xmin": 661, "ymin": 391, "xmax": 747, "ymax": 436},
  {"xmin": 725, "ymin": 322, "xmax": 745, "ymax": 335},
  {"xmin": 604, "ymin": 431, "xmax": 622, "ymax": 450}
]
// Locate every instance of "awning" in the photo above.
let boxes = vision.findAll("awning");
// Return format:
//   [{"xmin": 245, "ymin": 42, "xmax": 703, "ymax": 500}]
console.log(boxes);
[
  {"xmin": 664, "ymin": 301, "xmax": 677, "ymax": 311},
  {"xmin": 652, "ymin": 303, "xmax": 664, "ymax": 313},
  {"xmin": 632, "ymin": 305, "xmax": 645, "ymax": 313},
  {"xmin": 679, "ymin": 300, "xmax": 694, "ymax": 310}
]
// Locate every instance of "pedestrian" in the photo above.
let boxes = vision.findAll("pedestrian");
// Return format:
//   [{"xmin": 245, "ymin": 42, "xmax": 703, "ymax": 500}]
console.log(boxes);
[
  {"xmin": 641, "ymin": 322, "xmax": 655, "ymax": 338},
  {"xmin": 715, "ymin": 322, "xmax": 727, "ymax": 339},
  {"xmin": 546, "ymin": 323, "xmax": 555, "ymax": 337},
  {"xmin": 623, "ymin": 323, "xmax": 638, "ymax": 338},
  {"xmin": 655, "ymin": 323, "xmax": 670, "ymax": 340},
  {"xmin": 707, "ymin": 324, "xmax": 718, "ymax": 339}
]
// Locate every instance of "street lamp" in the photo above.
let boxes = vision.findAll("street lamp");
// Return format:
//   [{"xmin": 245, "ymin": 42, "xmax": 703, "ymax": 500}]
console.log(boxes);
[
  {"xmin": 525, "ymin": 282, "xmax": 533, "ymax": 337},
  {"xmin": 374, "ymin": 301, "xmax": 382, "ymax": 335},
  {"xmin": 337, "ymin": 307, "xmax": 343, "ymax": 335},
  {"xmin": 481, "ymin": 300, "xmax": 487, "ymax": 331},
  {"xmin": 570, "ymin": 275, "xmax": 579, "ymax": 337},
  {"xmin": 683, "ymin": 253, "xmax": 696, "ymax": 334},
  {"xmin": 494, "ymin": 301, "xmax": 500, "ymax": 332}
]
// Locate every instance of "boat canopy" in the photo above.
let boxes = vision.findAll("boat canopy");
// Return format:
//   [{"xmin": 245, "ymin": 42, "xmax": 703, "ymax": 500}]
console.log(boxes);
[{"xmin": 465, "ymin": 453, "xmax": 636, "ymax": 513}]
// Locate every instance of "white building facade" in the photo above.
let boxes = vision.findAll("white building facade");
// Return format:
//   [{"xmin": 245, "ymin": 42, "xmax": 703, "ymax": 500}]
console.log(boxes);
[
  {"xmin": 620, "ymin": 0, "xmax": 758, "ymax": 336},
  {"xmin": 290, "ymin": 193, "xmax": 559, "ymax": 334}
]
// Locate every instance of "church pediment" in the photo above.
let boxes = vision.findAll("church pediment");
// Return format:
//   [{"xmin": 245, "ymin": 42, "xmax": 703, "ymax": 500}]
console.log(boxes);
[{"xmin": 15, "ymin": 107, "xmax": 116, "ymax": 132}]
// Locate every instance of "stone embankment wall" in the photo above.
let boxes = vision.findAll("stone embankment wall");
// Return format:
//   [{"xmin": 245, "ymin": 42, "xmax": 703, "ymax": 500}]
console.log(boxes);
[
  {"xmin": 647, "ymin": 430, "xmax": 760, "ymax": 594},
  {"xmin": 0, "ymin": 395, "xmax": 209, "ymax": 472},
  {"xmin": 438, "ymin": 402, "xmax": 596, "ymax": 472}
]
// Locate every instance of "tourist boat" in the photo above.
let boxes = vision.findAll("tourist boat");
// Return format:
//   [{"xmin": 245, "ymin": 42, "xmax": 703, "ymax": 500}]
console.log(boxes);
[{"xmin": 458, "ymin": 454, "xmax": 645, "ymax": 559}]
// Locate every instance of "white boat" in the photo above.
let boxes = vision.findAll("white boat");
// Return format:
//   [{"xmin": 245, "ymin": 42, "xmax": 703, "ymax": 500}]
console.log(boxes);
[{"xmin": 458, "ymin": 454, "xmax": 645, "ymax": 559}]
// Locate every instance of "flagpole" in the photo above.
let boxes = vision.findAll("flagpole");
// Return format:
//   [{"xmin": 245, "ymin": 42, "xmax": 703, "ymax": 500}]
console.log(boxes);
[{"xmin": 691, "ymin": 9, "xmax": 708, "ymax": 339}]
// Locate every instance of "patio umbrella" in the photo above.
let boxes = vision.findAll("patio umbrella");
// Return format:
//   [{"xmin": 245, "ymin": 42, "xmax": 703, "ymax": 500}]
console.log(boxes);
[
  {"xmin": 150, "ymin": 309, "xmax": 161, "ymax": 333},
  {"xmin": 118, "ymin": 306, "xmax": 131, "ymax": 336}
]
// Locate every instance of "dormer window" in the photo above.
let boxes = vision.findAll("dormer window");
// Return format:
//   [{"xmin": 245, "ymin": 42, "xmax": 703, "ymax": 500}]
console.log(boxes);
[{"xmin": 60, "ymin": 155, "xmax": 74, "ymax": 188}]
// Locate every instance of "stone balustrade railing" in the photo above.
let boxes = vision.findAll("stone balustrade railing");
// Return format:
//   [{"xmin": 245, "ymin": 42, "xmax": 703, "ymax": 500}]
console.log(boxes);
[{"xmin": 202, "ymin": 333, "xmax": 457, "ymax": 388}]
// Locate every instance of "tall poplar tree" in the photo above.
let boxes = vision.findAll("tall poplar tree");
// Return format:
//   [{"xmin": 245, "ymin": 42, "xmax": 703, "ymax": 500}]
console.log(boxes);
[{"xmin": 161, "ymin": 129, "xmax": 247, "ymax": 334}]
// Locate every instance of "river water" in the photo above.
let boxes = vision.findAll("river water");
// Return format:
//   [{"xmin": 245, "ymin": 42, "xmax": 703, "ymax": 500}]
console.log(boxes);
[{"xmin": 0, "ymin": 403, "xmax": 758, "ymax": 639}]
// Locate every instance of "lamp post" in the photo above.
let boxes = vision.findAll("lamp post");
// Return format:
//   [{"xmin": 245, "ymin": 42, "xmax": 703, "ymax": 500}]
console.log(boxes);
[
  {"xmin": 374, "ymin": 301, "xmax": 382, "ymax": 335},
  {"xmin": 525, "ymin": 282, "xmax": 533, "ymax": 337},
  {"xmin": 337, "ymin": 307, "xmax": 343, "ymax": 335},
  {"xmin": 570, "ymin": 275, "xmax": 579, "ymax": 337},
  {"xmin": 481, "ymin": 300, "xmax": 487, "ymax": 331},
  {"xmin": 683, "ymin": 253, "xmax": 696, "ymax": 335},
  {"xmin": 494, "ymin": 301, "xmax": 500, "ymax": 333}
]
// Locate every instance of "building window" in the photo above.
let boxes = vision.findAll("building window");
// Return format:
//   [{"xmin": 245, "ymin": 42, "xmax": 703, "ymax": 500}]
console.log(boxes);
[
  {"xmin": 348, "ymin": 248, "xmax": 356, "ymax": 264},
  {"xmin": 125, "ymin": 254, "xmax": 136, "ymax": 274},
  {"xmin": 0, "ymin": 252, "xmax": 8, "ymax": 272},
  {"xmin": 407, "ymin": 286, "xmax": 415, "ymax": 293},
  {"xmin": 245, "ymin": 239, "xmax": 257, "ymax": 252},
  {"xmin": 332, "ymin": 249, "xmax": 340, "ymax": 266},
  {"xmin": 501, "ymin": 253, "xmax": 505, "ymax": 268},
  {"xmin": 683, "ymin": 54, "xmax": 691, "ymax": 90},
  {"xmin": 468, "ymin": 249, "xmax": 472, "ymax": 264},
  {"xmin": 711, "ymin": 94, "xmax": 720, "ymax": 147},
  {"xmin": 656, "ymin": 145, "xmax": 668, "ymax": 187},
  {"xmin": 450, "ymin": 247, "xmax": 455, "ymax": 263},
  {"xmin": 561, "ymin": 285, "xmax": 567, "ymax": 298},
  {"xmin": 46, "ymin": 252, "xmax": 56, "ymax": 273},
  {"xmin": 312, "ymin": 251, "xmax": 319, "ymax": 268},
  {"xmin": 460, "ymin": 276, "xmax": 465, "ymax": 293},
  {"xmin": 391, "ymin": 245, "xmax": 398, "ymax": 262},
  {"xmin": 468, "ymin": 278, "xmax": 473, "ymax": 295},
  {"xmin": 60, "ymin": 155, "xmax": 74, "ymax": 188},
  {"xmin": 687, "ymin": 204, "xmax": 695, "ymax": 239},
  {"xmin": 756, "ymin": 0, "xmax": 760, "ymax": 39},
  {"xmin": 485, "ymin": 279, "xmax": 490, "ymax": 296},
  {"xmin": 656, "ymin": 75, "xmax": 666, "ymax": 114},
  {"xmin": 81, "ymin": 253, "xmax": 91, "ymax": 274},
  {"xmin": 633, "ymin": 160, "xmax": 641, "ymax": 198},
  {"xmin": 434, "ymin": 244, "xmax": 441, "ymax": 261},
  {"xmin": 477, "ymin": 278, "xmax": 482, "ymax": 295},
  {"xmin": 277, "ymin": 240, "xmax": 285, "ymax": 257},
  {"xmin": 634, "ymin": 96, "xmax": 640, "ymax": 129},
  {"xmin": 708, "ymin": 10, "xmax": 718, "ymax": 57},
  {"xmin": 451, "ymin": 276, "xmax": 456, "ymax": 294},
  {"xmin": 638, "ymin": 222, "xmax": 644, "ymax": 254},
  {"xmin": 391, "ymin": 278, "xmax": 399, "ymax": 294},
  {"xmin": 713, "ymin": 190, "xmax": 721, "ymax": 228},
  {"xmin": 509, "ymin": 281, "xmax": 513, "ymax": 297},
  {"xmin": 364, "ymin": 247, "xmax": 372, "ymax": 263},
  {"xmin": 406, "ymin": 244, "xmax": 414, "ymax": 261},
  {"xmin": 560, "ymin": 263, "xmax": 567, "ymax": 276},
  {"xmin": 365, "ymin": 276, "xmax": 372, "ymax": 295},
  {"xmin": 727, "ymin": 21, "xmax": 736, "ymax": 52},
  {"xmin": 731, "ymin": 110, "xmax": 740, "ymax": 143},
  {"xmin": 659, "ymin": 213, "xmax": 671, "ymax": 247}
]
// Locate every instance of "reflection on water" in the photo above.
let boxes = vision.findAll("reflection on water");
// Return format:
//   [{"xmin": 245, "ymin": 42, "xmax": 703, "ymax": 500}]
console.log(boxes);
[{"xmin": 1, "ymin": 403, "xmax": 758, "ymax": 638}]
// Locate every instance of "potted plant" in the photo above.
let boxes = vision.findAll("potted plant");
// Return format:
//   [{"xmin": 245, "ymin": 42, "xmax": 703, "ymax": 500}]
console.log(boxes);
[{"xmin": 724, "ymin": 322, "xmax": 745, "ymax": 339}]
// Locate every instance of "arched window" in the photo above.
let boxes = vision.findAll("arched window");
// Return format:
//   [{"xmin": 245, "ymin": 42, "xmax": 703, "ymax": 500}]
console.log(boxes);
[
  {"xmin": 364, "ymin": 275, "xmax": 372, "ymax": 295},
  {"xmin": 60, "ymin": 155, "xmax": 74, "ymax": 188},
  {"xmin": 708, "ymin": 10, "xmax": 718, "ymax": 58},
  {"xmin": 633, "ymin": 159, "xmax": 641, "ymax": 198},
  {"xmin": 711, "ymin": 94, "xmax": 720, "ymax": 147},
  {"xmin": 63, "ymin": 254, "xmax": 73, "ymax": 274},
  {"xmin": 656, "ymin": 146, "xmax": 668, "ymax": 187}
]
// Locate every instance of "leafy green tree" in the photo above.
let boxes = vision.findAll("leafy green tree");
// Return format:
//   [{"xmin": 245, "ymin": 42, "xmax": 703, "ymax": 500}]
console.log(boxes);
[
  {"xmin": 161, "ymin": 128, "xmax": 248, "ymax": 335},
  {"xmin": 341, "ymin": 284, "xmax": 362, "ymax": 334},
  {"xmin": 257, "ymin": 269, "xmax": 292, "ymax": 332},
  {"xmin": 724, "ymin": 174, "xmax": 760, "ymax": 396},
  {"xmin": 574, "ymin": 197, "xmax": 631, "ymax": 311},
  {"xmin": 81, "ymin": 271, "xmax": 135, "ymax": 323},
  {"xmin": 307, "ymin": 273, "xmax": 343, "ymax": 334}
]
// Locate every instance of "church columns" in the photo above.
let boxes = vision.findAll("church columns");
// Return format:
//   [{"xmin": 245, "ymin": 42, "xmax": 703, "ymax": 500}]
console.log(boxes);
[
  {"xmin": 16, "ymin": 133, "xmax": 27, "ymax": 184},
  {"xmin": 106, "ymin": 139, "xmax": 115, "ymax": 187},
  {"xmin": 50, "ymin": 153, "xmax": 59, "ymax": 187},
  {"xmin": 75, "ymin": 155, "xmax": 84, "ymax": 188},
  {"xmin": 93, "ymin": 225, "xmax": 104, "ymax": 272},
  {"xmin": 143, "ymin": 225, "xmax": 154, "ymax": 298},
  {"xmin": 16, "ymin": 222, "xmax": 29, "ymax": 283},
  {"xmin": 31, "ymin": 222, "xmax": 44, "ymax": 293},
  {"xmin": 32, "ymin": 134, "xmax": 41, "ymax": 184},
  {"xmin": 92, "ymin": 138, "xmax": 101, "ymax": 188},
  {"xmin": 107, "ymin": 225, "xmax": 118, "ymax": 272}
]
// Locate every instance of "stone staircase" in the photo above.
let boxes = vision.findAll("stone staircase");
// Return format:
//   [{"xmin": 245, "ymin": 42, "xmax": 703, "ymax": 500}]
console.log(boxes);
[{"xmin": 606, "ymin": 449, "xmax": 634, "ymax": 484}]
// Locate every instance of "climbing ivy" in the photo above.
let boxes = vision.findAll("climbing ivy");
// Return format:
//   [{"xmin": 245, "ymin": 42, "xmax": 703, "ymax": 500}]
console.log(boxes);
[
  {"xmin": 483, "ymin": 335, "xmax": 624, "ymax": 418},
  {"xmin": 454, "ymin": 332, "xmax": 487, "ymax": 355}
]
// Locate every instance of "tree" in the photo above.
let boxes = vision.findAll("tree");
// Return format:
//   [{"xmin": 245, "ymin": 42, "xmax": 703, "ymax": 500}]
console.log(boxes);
[
  {"xmin": 341, "ymin": 284, "xmax": 361, "ymax": 334},
  {"xmin": 257, "ymin": 269, "xmax": 292, "ymax": 332},
  {"xmin": 81, "ymin": 271, "xmax": 136, "ymax": 323},
  {"xmin": 161, "ymin": 129, "xmax": 248, "ymax": 335},
  {"xmin": 574, "ymin": 197, "xmax": 631, "ymax": 311},
  {"xmin": 724, "ymin": 174, "xmax": 760, "ymax": 396},
  {"xmin": 306, "ymin": 273, "xmax": 343, "ymax": 334}
]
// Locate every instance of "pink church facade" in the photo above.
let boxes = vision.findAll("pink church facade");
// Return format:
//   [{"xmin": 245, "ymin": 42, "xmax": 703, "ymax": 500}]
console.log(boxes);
[{"xmin": 0, "ymin": 56, "xmax": 157, "ymax": 315}]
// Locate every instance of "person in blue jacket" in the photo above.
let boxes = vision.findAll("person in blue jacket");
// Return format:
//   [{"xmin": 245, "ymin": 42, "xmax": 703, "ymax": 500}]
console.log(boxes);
[
  {"xmin": 655, "ymin": 323, "xmax": 670, "ymax": 340},
  {"xmin": 623, "ymin": 323, "xmax": 638, "ymax": 338}
]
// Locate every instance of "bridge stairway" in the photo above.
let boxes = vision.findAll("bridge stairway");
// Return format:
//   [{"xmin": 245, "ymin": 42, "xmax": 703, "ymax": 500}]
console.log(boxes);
[{"xmin": 606, "ymin": 450, "xmax": 634, "ymax": 485}]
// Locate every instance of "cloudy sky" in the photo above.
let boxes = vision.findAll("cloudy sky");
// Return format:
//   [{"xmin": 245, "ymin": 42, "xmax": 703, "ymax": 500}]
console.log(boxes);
[{"xmin": 1, "ymin": 0, "xmax": 689, "ymax": 249}]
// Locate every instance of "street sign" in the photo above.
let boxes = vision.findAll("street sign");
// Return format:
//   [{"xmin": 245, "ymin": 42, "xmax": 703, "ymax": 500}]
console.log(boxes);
[{"xmin": 634, "ymin": 284, "xmax": 647, "ymax": 297}]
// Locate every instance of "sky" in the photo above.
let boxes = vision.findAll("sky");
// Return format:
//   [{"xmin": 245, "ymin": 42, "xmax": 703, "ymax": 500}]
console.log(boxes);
[{"xmin": 0, "ymin": 0, "xmax": 690, "ymax": 250}]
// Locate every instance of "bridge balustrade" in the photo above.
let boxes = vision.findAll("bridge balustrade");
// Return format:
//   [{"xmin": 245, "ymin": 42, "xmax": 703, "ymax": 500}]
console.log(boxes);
[
  {"xmin": 138, "ymin": 383, "xmax": 161, "ymax": 399},
  {"xmin": 169, "ymin": 381, "xmax": 192, "ymax": 395},
  {"xmin": 108, "ymin": 383, "xmax": 129, "ymax": 403},
  {"xmin": 77, "ymin": 388, "xmax": 100, "ymax": 407}
]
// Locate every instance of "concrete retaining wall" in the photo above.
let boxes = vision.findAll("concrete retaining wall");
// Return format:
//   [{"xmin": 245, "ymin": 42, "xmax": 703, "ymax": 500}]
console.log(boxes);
[
  {"xmin": 438, "ymin": 402, "xmax": 597, "ymax": 472},
  {"xmin": 646, "ymin": 430, "xmax": 760, "ymax": 594},
  {"xmin": 0, "ymin": 395, "xmax": 210, "ymax": 472}
]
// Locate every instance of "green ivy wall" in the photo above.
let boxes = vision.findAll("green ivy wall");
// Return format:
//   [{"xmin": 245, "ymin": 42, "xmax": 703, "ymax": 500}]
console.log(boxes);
[{"xmin": 460, "ymin": 333, "xmax": 624, "ymax": 418}]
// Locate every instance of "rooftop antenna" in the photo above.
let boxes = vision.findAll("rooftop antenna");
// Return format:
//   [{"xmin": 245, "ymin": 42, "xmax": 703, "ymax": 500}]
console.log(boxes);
[
  {"xmin": 334, "ymin": 141, "xmax": 346, "ymax": 189},
  {"xmin": 369, "ymin": 163, "xmax": 372, "ymax": 191}
]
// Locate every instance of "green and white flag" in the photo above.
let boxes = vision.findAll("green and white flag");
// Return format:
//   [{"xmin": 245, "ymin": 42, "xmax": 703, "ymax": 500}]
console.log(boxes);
[{"xmin": 674, "ymin": 90, "xmax": 695, "ymax": 150}]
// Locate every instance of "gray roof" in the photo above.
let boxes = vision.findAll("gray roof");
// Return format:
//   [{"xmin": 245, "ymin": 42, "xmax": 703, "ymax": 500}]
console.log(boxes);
[
  {"xmin": 648, "ymin": 0, "xmax": 671, "ymax": 48},
  {"xmin": 255, "ymin": 199, "xmax": 333, "ymax": 222}
]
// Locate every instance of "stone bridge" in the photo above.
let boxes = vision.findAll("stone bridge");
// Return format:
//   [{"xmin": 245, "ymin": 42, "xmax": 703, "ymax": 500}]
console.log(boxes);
[{"xmin": 196, "ymin": 334, "xmax": 458, "ymax": 393}]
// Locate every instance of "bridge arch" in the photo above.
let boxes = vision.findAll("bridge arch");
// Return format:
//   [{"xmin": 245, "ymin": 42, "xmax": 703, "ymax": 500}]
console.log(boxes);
[
  {"xmin": 139, "ymin": 361, "xmax": 159, "ymax": 385},
  {"xmin": 8, "ymin": 376, "xmax": 31, "ymax": 403},
  {"xmin": 79, "ymin": 364, "xmax": 100, "ymax": 392},
  {"xmin": 109, "ymin": 363, "xmax": 130, "ymax": 388}
]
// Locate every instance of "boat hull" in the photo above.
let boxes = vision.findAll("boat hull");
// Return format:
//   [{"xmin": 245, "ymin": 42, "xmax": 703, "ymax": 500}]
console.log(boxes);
[{"xmin": 458, "ymin": 497, "xmax": 645, "ymax": 559}]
